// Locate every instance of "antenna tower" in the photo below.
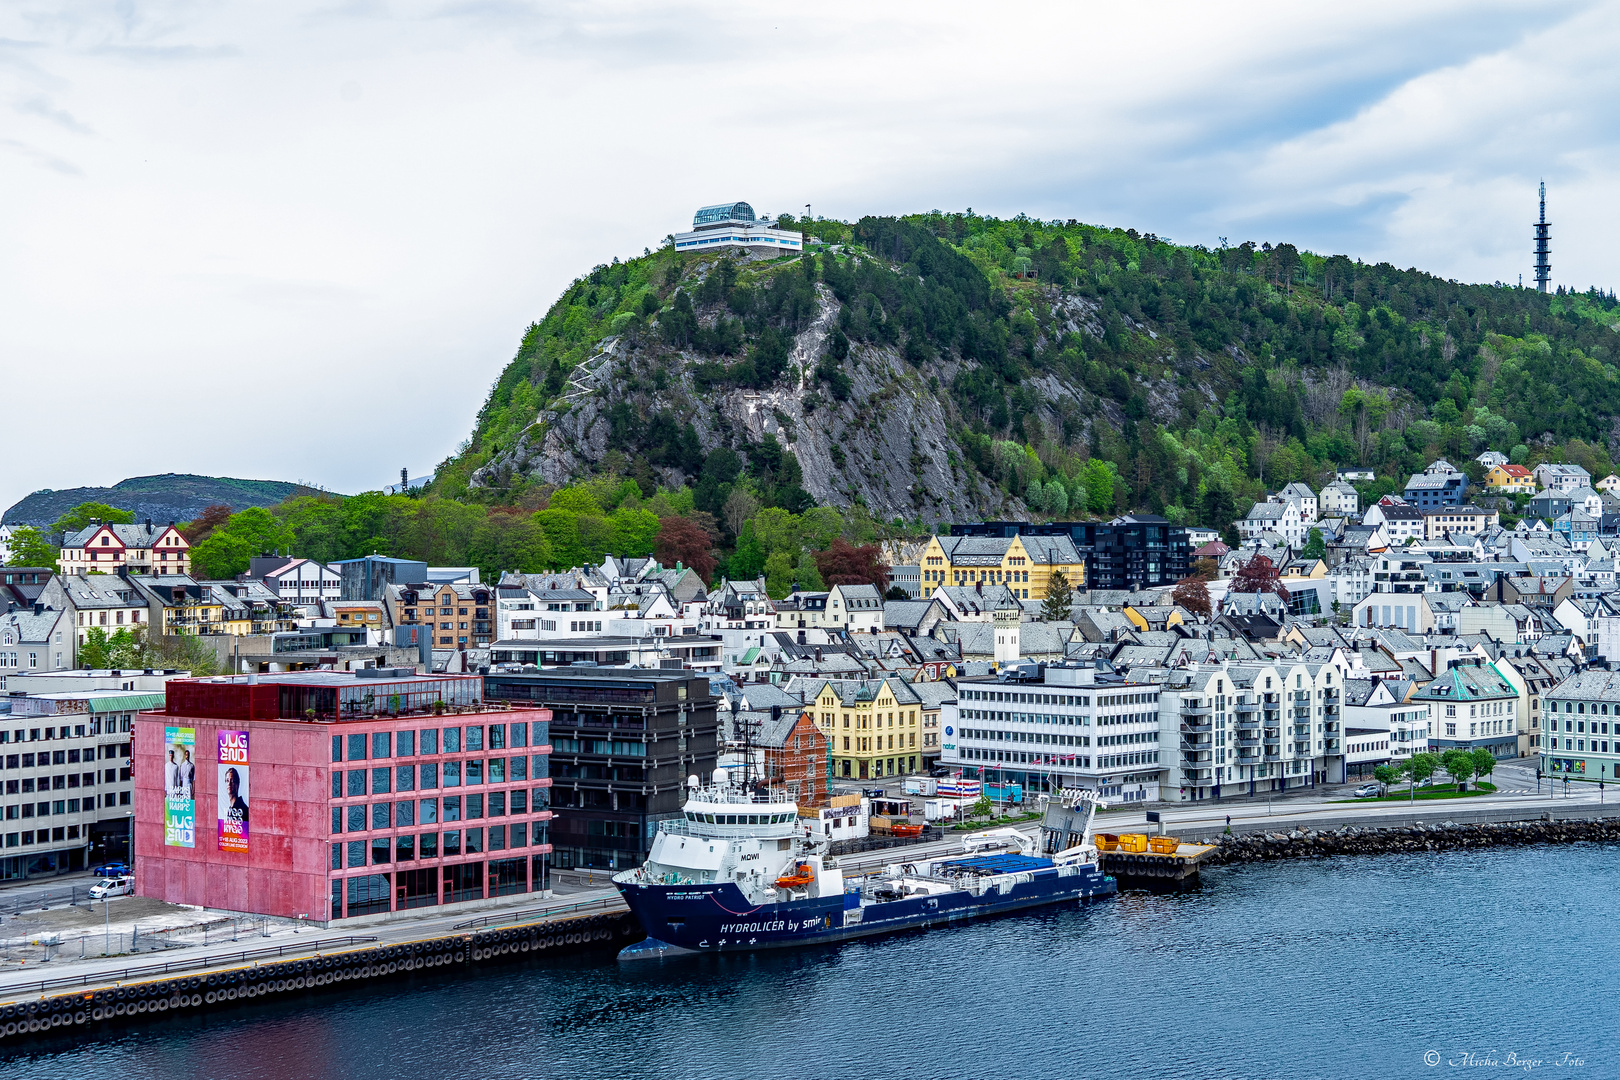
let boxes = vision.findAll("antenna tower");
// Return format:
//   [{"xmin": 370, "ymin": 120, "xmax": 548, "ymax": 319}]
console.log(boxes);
[{"xmin": 1533, "ymin": 181, "xmax": 1551, "ymax": 293}]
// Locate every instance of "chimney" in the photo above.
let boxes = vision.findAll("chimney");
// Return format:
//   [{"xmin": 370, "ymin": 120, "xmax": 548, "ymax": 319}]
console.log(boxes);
[{"xmin": 33, "ymin": 601, "xmax": 43, "ymax": 616}]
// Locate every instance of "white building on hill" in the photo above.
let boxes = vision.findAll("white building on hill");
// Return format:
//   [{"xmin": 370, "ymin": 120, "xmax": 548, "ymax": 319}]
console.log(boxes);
[{"xmin": 672, "ymin": 201, "xmax": 804, "ymax": 255}]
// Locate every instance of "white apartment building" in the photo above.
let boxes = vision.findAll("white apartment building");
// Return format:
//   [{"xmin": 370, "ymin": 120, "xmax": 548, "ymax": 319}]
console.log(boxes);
[{"xmin": 941, "ymin": 663, "xmax": 1162, "ymax": 804}]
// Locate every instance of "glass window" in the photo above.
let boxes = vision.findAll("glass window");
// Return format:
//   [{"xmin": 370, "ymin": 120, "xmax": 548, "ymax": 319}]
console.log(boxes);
[
  {"xmin": 467, "ymin": 793, "xmax": 484, "ymax": 819},
  {"xmin": 331, "ymin": 735, "xmax": 342, "ymax": 763},
  {"xmin": 347, "ymin": 873, "xmax": 391, "ymax": 917},
  {"xmin": 395, "ymin": 800, "xmax": 415, "ymax": 828},
  {"xmin": 396, "ymin": 764, "xmax": 415, "ymax": 792},
  {"xmin": 395, "ymin": 834, "xmax": 415, "ymax": 862},
  {"xmin": 347, "ymin": 805, "xmax": 366, "ymax": 832},
  {"xmin": 372, "ymin": 732, "xmax": 391, "ymax": 760},
  {"xmin": 331, "ymin": 842, "xmax": 342, "ymax": 870},
  {"xmin": 489, "ymin": 791, "xmax": 506, "ymax": 816},
  {"xmin": 419, "ymin": 798, "xmax": 438, "ymax": 824},
  {"xmin": 531, "ymin": 820, "xmax": 548, "ymax": 845},
  {"xmin": 419, "ymin": 832, "xmax": 438, "ymax": 858},
  {"xmin": 372, "ymin": 767, "xmax": 390, "ymax": 794},
  {"xmin": 510, "ymin": 756, "xmax": 527, "ymax": 782},
  {"xmin": 509, "ymin": 818, "xmax": 527, "ymax": 846},
  {"xmin": 444, "ymin": 795, "xmax": 461, "ymax": 822},
  {"xmin": 347, "ymin": 734, "xmax": 366, "ymax": 761},
  {"xmin": 465, "ymin": 760, "xmax": 483, "ymax": 785},
  {"xmin": 511, "ymin": 789, "xmax": 527, "ymax": 814},
  {"xmin": 331, "ymin": 807, "xmax": 342, "ymax": 835},
  {"xmin": 443, "ymin": 830, "xmax": 461, "ymax": 857},
  {"xmin": 488, "ymin": 823, "xmax": 506, "ymax": 850},
  {"xmin": 511, "ymin": 722, "xmax": 527, "ymax": 748},
  {"xmin": 331, "ymin": 770, "xmax": 342, "ymax": 798},
  {"xmin": 443, "ymin": 761, "xmax": 461, "ymax": 787},
  {"xmin": 420, "ymin": 761, "xmax": 439, "ymax": 789},
  {"xmin": 347, "ymin": 840, "xmax": 365, "ymax": 867},
  {"xmin": 532, "ymin": 786, "xmax": 549, "ymax": 809},
  {"xmin": 419, "ymin": 728, "xmax": 438, "ymax": 755},
  {"xmin": 347, "ymin": 770, "xmax": 366, "ymax": 797},
  {"xmin": 489, "ymin": 758, "xmax": 505, "ymax": 784},
  {"xmin": 443, "ymin": 727, "xmax": 461, "ymax": 754},
  {"xmin": 397, "ymin": 730, "xmax": 415, "ymax": 757},
  {"xmin": 532, "ymin": 754, "xmax": 549, "ymax": 780},
  {"xmin": 488, "ymin": 725, "xmax": 505, "ymax": 750},
  {"xmin": 371, "ymin": 837, "xmax": 391, "ymax": 864},
  {"xmin": 372, "ymin": 803, "xmax": 390, "ymax": 830},
  {"xmin": 465, "ymin": 827, "xmax": 483, "ymax": 854}
]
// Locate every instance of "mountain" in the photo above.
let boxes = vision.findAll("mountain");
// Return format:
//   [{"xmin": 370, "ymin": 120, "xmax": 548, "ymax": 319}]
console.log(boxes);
[
  {"xmin": 434, "ymin": 211, "xmax": 1620, "ymax": 535},
  {"xmin": 3, "ymin": 474, "xmax": 320, "ymax": 528}
]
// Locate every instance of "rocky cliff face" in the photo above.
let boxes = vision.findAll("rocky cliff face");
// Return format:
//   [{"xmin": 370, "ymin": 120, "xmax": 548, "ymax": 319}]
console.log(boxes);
[{"xmin": 468, "ymin": 275, "xmax": 1031, "ymax": 521}]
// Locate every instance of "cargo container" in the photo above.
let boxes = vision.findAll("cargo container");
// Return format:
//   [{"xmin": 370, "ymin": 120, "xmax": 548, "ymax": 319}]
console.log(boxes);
[
  {"xmin": 937, "ymin": 778, "xmax": 982, "ymax": 799},
  {"xmin": 902, "ymin": 777, "xmax": 937, "ymax": 797}
]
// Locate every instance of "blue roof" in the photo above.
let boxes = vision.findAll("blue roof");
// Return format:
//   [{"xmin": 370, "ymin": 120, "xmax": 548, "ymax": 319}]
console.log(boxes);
[{"xmin": 937, "ymin": 853, "xmax": 1053, "ymax": 875}]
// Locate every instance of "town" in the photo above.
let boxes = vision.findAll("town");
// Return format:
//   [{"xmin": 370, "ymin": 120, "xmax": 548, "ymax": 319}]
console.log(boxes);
[{"xmin": 0, "ymin": 442, "xmax": 1613, "ymax": 926}]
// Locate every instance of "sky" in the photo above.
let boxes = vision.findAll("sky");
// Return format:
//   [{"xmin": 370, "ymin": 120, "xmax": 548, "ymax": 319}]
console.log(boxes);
[{"xmin": 3, "ymin": 0, "xmax": 1618, "ymax": 515}]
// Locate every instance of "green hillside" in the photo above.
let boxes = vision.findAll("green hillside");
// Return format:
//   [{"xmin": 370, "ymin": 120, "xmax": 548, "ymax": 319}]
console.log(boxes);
[
  {"xmin": 3, "ymin": 475, "xmax": 318, "ymax": 529},
  {"xmin": 433, "ymin": 211, "xmax": 1620, "ymax": 544}
]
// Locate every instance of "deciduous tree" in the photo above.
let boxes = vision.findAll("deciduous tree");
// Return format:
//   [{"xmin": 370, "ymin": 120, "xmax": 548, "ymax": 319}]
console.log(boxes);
[
  {"xmin": 1171, "ymin": 575, "xmax": 1211, "ymax": 619},
  {"xmin": 655, "ymin": 516, "xmax": 717, "ymax": 583},
  {"xmin": 814, "ymin": 538, "xmax": 889, "ymax": 590}
]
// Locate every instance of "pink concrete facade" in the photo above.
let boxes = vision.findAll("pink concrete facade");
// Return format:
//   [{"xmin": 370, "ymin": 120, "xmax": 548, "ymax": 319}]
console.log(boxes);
[{"xmin": 135, "ymin": 701, "xmax": 553, "ymax": 924}]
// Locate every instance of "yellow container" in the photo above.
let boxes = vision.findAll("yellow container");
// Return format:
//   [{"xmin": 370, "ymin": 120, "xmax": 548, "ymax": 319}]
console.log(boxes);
[
  {"xmin": 1093, "ymin": 833, "xmax": 1119, "ymax": 851},
  {"xmin": 1148, "ymin": 836, "xmax": 1180, "ymax": 854},
  {"xmin": 1117, "ymin": 833, "xmax": 1149, "ymax": 853}
]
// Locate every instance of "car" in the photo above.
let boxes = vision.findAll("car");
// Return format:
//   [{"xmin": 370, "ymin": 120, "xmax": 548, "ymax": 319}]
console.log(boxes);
[
  {"xmin": 929, "ymin": 765, "xmax": 955, "ymax": 778},
  {"xmin": 90, "ymin": 861, "xmax": 130, "ymax": 878},
  {"xmin": 1352, "ymin": 783, "xmax": 1382, "ymax": 798},
  {"xmin": 89, "ymin": 876, "xmax": 133, "ymax": 901}
]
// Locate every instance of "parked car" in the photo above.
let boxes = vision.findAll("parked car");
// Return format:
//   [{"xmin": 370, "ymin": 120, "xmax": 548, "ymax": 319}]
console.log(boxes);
[
  {"xmin": 1352, "ymin": 783, "xmax": 1382, "ymax": 798},
  {"xmin": 89, "ymin": 876, "xmax": 133, "ymax": 900},
  {"xmin": 90, "ymin": 861, "xmax": 130, "ymax": 878}
]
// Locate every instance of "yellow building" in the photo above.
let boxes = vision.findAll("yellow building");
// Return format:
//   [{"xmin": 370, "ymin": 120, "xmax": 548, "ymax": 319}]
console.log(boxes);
[
  {"xmin": 809, "ymin": 677, "xmax": 924, "ymax": 781},
  {"xmin": 1485, "ymin": 464, "xmax": 1536, "ymax": 493},
  {"xmin": 920, "ymin": 534, "xmax": 1085, "ymax": 601}
]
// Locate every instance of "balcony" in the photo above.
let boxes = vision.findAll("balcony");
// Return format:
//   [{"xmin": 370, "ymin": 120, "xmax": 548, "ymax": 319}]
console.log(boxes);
[
  {"xmin": 1236, "ymin": 718, "xmax": 1260, "ymax": 731},
  {"xmin": 1238, "ymin": 746, "xmax": 1261, "ymax": 761},
  {"xmin": 1263, "ymin": 749, "xmax": 1281, "ymax": 760},
  {"xmin": 1325, "ymin": 739, "xmax": 1341, "ymax": 752},
  {"xmin": 1323, "ymin": 688, "xmax": 1339, "ymax": 701},
  {"xmin": 1181, "ymin": 734, "xmax": 1212, "ymax": 749},
  {"xmin": 1180, "ymin": 704, "xmax": 1212, "ymax": 717},
  {"xmin": 1180, "ymin": 721, "xmax": 1212, "ymax": 734},
  {"xmin": 1181, "ymin": 769, "xmax": 1212, "ymax": 783},
  {"xmin": 1235, "ymin": 700, "xmax": 1259, "ymax": 714},
  {"xmin": 1181, "ymin": 749, "xmax": 1212, "ymax": 763},
  {"xmin": 1323, "ymin": 721, "xmax": 1340, "ymax": 734},
  {"xmin": 1323, "ymin": 702, "xmax": 1340, "ymax": 716},
  {"xmin": 1292, "ymin": 725, "xmax": 1311, "ymax": 736},
  {"xmin": 1237, "ymin": 735, "xmax": 1259, "ymax": 746},
  {"xmin": 1293, "ymin": 742, "xmax": 1312, "ymax": 754}
]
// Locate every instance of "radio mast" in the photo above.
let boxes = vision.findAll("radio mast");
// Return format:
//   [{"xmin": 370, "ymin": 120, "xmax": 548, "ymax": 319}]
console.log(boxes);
[{"xmin": 1533, "ymin": 181, "xmax": 1551, "ymax": 293}]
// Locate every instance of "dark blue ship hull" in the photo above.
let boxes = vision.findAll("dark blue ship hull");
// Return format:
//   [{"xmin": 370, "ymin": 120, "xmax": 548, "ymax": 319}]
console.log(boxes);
[{"xmin": 615, "ymin": 864, "xmax": 1116, "ymax": 959}]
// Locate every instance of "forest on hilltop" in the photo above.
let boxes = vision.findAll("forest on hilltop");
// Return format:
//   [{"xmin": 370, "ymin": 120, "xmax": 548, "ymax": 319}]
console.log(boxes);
[{"xmin": 23, "ymin": 210, "xmax": 1619, "ymax": 590}]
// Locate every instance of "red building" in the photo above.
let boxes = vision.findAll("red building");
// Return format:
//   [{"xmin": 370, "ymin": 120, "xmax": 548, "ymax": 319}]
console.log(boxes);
[
  {"xmin": 134, "ymin": 669, "xmax": 551, "ymax": 923},
  {"xmin": 759, "ymin": 708, "xmax": 830, "ymax": 808}
]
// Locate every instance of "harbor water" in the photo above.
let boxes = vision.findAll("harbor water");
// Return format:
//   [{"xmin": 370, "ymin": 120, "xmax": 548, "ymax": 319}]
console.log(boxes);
[{"xmin": 3, "ymin": 843, "xmax": 1616, "ymax": 1080}]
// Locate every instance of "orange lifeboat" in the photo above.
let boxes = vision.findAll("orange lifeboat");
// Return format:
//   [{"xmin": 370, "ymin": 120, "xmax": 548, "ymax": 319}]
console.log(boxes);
[{"xmin": 775, "ymin": 863, "xmax": 815, "ymax": 889}]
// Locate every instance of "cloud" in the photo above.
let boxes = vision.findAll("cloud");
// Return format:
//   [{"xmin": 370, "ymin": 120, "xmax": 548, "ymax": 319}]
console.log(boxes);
[{"xmin": 1, "ymin": 0, "xmax": 1618, "ymax": 513}]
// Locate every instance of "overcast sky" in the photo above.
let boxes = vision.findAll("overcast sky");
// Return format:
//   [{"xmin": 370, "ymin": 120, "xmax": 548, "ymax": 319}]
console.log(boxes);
[{"xmin": 3, "ymin": 0, "xmax": 1616, "ymax": 515}]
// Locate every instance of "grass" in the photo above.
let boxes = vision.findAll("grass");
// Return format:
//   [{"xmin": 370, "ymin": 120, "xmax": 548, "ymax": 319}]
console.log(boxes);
[
  {"xmin": 1334, "ymin": 781, "xmax": 1498, "ymax": 804},
  {"xmin": 950, "ymin": 811, "xmax": 1042, "ymax": 831}
]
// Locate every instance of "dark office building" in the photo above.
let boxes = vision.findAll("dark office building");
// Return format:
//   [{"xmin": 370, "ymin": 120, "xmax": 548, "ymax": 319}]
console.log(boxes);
[
  {"xmin": 952, "ymin": 516, "xmax": 1189, "ymax": 590},
  {"xmin": 482, "ymin": 668, "xmax": 718, "ymax": 872},
  {"xmin": 334, "ymin": 556, "xmax": 430, "ymax": 601}
]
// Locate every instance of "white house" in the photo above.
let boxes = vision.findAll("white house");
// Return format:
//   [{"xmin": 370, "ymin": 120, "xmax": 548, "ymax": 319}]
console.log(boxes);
[
  {"xmin": 1534, "ymin": 462, "xmax": 1592, "ymax": 493},
  {"xmin": 1274, "ymin": 483, "xmax": 1318, "ymax": 524},
  {"xmin": 1475, "ymin": 451, "xmax": 1509, "ymax": 469},
  {"xmin": 1241, "ymin": 499, "xmax": 1306, "ymax": 547},
  {"xmin": 1362, "ymin": 500, "xmax": 1425, "ymax": 543},
  {"xmin": 1320, "ymin": 480, "xmax": 1360, "ymax": 517}
]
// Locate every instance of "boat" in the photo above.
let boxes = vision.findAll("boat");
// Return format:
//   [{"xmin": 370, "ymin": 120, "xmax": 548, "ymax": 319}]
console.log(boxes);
[{"xmin": 612, "ymin": 772, "xmax": 1116, "ymax": 959}]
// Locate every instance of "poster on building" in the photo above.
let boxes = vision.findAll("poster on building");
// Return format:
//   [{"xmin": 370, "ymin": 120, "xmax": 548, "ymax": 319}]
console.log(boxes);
[
  {"xmin": 217, "ymin": 730, "xmax": 251, "ymax": 853},
  {"xmin": 164, "ymin": 725, "xmax": 196, "ymax": 848}
]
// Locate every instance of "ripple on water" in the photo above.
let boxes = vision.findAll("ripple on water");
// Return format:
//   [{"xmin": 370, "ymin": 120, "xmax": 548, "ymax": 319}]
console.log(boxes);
[{"xmin": 3, "ymin": 845, "xmax": 1618, "ymax": 1080}]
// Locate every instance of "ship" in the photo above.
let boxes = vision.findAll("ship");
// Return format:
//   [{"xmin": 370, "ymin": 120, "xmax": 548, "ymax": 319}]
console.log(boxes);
[{"xmin": 612, "ymin": 773, "xmax": 1116, "ymax": 959}]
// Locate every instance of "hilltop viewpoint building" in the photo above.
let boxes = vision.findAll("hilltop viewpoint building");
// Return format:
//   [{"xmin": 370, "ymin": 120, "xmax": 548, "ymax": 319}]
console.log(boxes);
[{"xmin": 672, "ymin": 202, "xmax": 803, "ymax": 255}]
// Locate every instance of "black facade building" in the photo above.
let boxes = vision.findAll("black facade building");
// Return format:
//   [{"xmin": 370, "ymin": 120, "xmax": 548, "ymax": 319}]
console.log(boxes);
[
  {"xmin": 481, "ymin": 668, "xmax": 718, "ymax": 872},
  {"xmin": 952, "ymin": 517, "xmax": 1189, "ymax": 590}
]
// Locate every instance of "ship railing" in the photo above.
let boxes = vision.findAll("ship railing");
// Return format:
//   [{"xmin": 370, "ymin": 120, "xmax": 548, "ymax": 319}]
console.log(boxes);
[{"xmin": 656, "ymin": 818, "xmax": 805, "ymax": 842}]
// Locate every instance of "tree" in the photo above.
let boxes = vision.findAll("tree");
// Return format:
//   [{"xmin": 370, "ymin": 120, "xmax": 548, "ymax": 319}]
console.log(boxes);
[
  {"xmin": 182, "ymin": 504, "xmax": 234, "ymax": 545},
  {"xmin": 6, "ymin": 526, "xmax": 59, "ymax": 572},
  {"xmin": 1470, "ymin": 747, "xmax": 1498, "ymax": 787},
  {"xmin": 107, "ymin": 628, "xmax": 141, "ymax": 669},
  {"xmin": 1302, "ymin": 527, "xmax": 1325, "ymax": 560},
  {"xmin": 763, "ymin": 550, "xmax": 796, "ymax": 599},
  {"xmin": 1041, "ymin": 569, "xmax": 1074, "ymax": 621},
  {"xmin": 1402, "ymin": 752, "xmax": 1439, "ymax": 801},
  {"xmin": 793, "ymin": 551, "xmax": 826, "ymax": 591},
  {"xmin": 1230, "ymin": 552, "xmax": 1290, "ymax": 599},
  {"xmin": 814, "ymin": 537, "xmax": 890, "ymax": 590},
  {"xmin": 1171, "ymin": 575, "xmax": 1211, "ymax": 619},
  {"xmin": 655, "ymin": 516, "xmax": 717, "ymax": 583},
  {"xmin": 969, "ymin": 795, "xmax": 993, "ymax": 821},
  {"xmin": 53, "ymin": 502, "xmax": 134, "ymax": 536},
  {"xmin": 1189, "ymin": 557, "xmax": 1219, "ymax": 581},
  {"xmin": 1440, "ymin": 748, "xmax": 1474, "ymax": 789},
  {"xmin": 722, "ymin": 488, "xmax": 760, "ymax": 538},
  {"xmin": 1044, "ymin": 479, "xmax": 1069, "ymax": 517},
  {"xmin": 79, "ymin": 627, "xmax": 111, "ymax": 669},
  {"xmin": 884, "ymin": 585, "xmax": 911, "ymax": 600},
  {"xmin": 188, "ymin": 507, "xmax": 293, "ymax": 579},
  {"xmin": 1079, "ymin": 459, "xmax": 1117, "ymax": 514},
  {"xmin": 728, "ymin": 523, "xmax": 766, "ymax": 581},
  {"xmin": 1372, "ymin": 763, "xmax": 1402, "ymax": 794}
]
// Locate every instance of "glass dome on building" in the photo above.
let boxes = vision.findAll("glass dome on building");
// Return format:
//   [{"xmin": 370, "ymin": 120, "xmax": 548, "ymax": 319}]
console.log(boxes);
[{"xmin": 692, "ymin": 202, "xmax": 756, "ymax": 229}]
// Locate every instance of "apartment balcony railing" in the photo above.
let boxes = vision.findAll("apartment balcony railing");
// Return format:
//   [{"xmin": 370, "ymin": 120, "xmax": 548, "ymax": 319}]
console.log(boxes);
[{"xmin": 1180, "ymin": 704, "xmax": 1212, "ymax": 717}]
